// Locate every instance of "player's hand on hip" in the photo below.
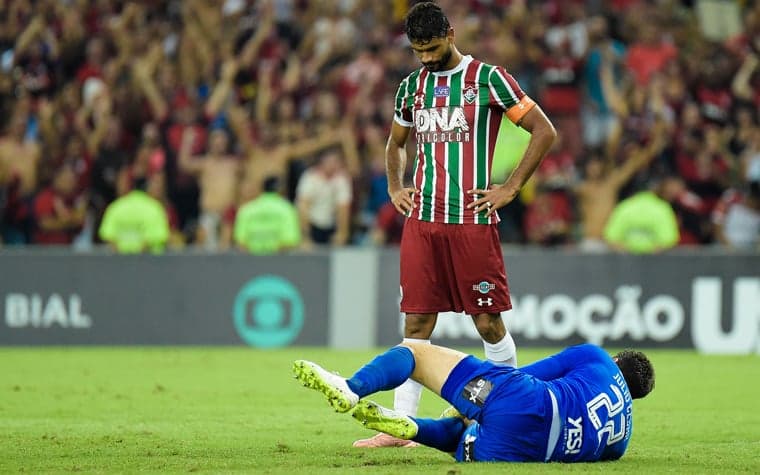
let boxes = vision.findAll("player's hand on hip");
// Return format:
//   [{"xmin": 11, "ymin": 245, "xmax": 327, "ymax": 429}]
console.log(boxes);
[
  {"xmin": 389, "ymin": 187, "xmax": 419, "ymax": 215},
  {"xmin": 467, "ymin": 185, "xmax": 519, "ymax": 218}
]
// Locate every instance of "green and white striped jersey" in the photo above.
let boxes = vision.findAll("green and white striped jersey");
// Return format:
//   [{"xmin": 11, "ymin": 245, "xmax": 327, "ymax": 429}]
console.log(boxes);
[{"xmin": 394, "ymin": 55, "xmax": 534, "ymax": 224}]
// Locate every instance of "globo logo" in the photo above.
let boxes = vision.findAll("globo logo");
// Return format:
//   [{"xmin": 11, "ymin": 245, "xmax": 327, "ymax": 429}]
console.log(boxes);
[{"xmin": 232, "ymin": 275, "xmax": 304, "ymax": 348}]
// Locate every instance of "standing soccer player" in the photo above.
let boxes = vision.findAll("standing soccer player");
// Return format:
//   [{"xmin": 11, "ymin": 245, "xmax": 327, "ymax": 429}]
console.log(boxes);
[{"xmin": 354, "ymin": 2, "xmax": 557, "ymax": 448}]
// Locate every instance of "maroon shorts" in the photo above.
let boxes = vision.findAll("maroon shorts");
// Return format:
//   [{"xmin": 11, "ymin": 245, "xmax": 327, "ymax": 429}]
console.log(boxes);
[{"xmin": 399, "ymin": 218, "xmax": 512, "ymax": 316}]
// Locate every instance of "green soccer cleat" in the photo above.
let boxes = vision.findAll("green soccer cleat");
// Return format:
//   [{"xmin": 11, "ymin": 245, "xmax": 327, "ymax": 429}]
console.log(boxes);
[
  {"xmin": 351, "ymin": 400, "xmax": 419, "ymax": 440},
  {"xmin": 440, "ymin": 405, "xmax": 464, "ymax": 419},
  {"xmin": 292, "ymin": 360, "xmax": 359, "ymax": 413}
]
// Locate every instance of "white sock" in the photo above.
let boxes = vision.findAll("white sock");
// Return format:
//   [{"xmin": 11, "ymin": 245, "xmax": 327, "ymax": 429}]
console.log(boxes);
[
  {"xmin": 393, "ymin": 338, "xmax": 430, "ymax": 416},
  {"xmin": 484, "ymin": 332, "xmax": 517, "ymax": 367}
]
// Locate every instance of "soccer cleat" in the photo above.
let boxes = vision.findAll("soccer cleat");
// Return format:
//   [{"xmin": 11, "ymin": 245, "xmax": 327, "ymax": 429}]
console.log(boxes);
[
  {"xmin": 292, "ymin": 360, "xmax": 359, "ymax": 413},
  {"xmin": 440, "ymin": 405, "xmax": 464, "ymax": 419},
  {"xmin": 352, "ymin": 432, "xmax": 420, "ymax": 448},
  {"xmin": 351, "ymin": 400, "xmax": 418, "ymax": 441}
]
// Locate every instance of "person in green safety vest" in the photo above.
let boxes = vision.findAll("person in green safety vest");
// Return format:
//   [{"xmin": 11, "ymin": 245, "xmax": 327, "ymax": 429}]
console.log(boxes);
[
  {"xmin": 603, "ymin": 177, "xmax": 680, "ymax": 254},
  {"xmin": 98, "ymin": 174, "xmax": 170, "ymax": 254},
  {"xmin": 233, "ymin": 176, "xmax": 301, "ymax": 255}
]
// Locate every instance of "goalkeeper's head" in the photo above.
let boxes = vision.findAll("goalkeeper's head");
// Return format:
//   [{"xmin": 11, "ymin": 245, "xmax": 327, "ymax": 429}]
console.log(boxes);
[{"xmin": 614, "ymin": 350, "xmax": 655, "ymax": 399}]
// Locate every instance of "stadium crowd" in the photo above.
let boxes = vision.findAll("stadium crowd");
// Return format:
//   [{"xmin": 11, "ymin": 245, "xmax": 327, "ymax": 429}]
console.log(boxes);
[{"xmin": 1, "ymin": 0, "xmax": 759, "ymax": 252}]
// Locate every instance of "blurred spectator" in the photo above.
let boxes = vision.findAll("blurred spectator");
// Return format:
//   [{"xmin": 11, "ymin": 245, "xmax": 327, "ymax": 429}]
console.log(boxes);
[
  {"xmin": 98, "ymin": 171, "xmax": 170, "ymax": 254},
  {"xmin": 582, "ymin": 15, "xmax": 626, "ymax": 149},
  {"xmin": 523, "ymin": 186, "xmax": 573, "ymax": 247},
  {"xmin": 0, "ymin": 107, "xmax": 40, "ymax": 243},
  {"xmin": 675, "ymin": 125, "xmax": 731, "ymax": 211},
  {"xmin": 233, "ymin": 175, "xmax": 301, "ymax": 255},
  {"xmin": 574, "ymin": 129, "xmax": 666, "ymax": 252},
  {"xmin": 296, "ymin": 148, "xmax": 352, "ymax": 247},
  {"xmin": 658, "ymin": 175, "xmax": 711, "ymax": 246},
  {"xmin": 539, "ymin": 21, "xmax": 584, "ymax": 158},
  {"xmin": 740, "ymin": 127, "xmax": 760, "ymax": 182},
  {"xmin": 179, "ymin": 127, "xmax": 241, "ymax": 250},
  {"xmin": 356, "ymin": 125, "xmax": 392, "ymax": 238},
  {"xmin": 369, "ymin": 201, "xmax": 405, "ymax": 246},
  {"xmin": 624, "ymin": 20, "xmax": 678, "ymax": 87},
  {"xmin": 712, "ymin": 180, "xmax": 760, "ymax": 251},
  {"xmin": 144, "ymin": 170, "xmax": 184, "ymax": 251},
  {"xmin": 220, "ymin": 177, "xmax": 260, "ymax": 251},
  {"xmin": 695, "ymin": 44, "xmax": 735, "ymax": 126},
  {"xmin": 0, "ymin": 0, "xmax": 759, "ymax": 252},
  {"xmin": 88, "ymin": 112, "xmax": 130, "ymax": 240},
  {"xmin": 535, "ymin": 132, "xmax": 576, "ymax": 189},
  {"xmin": 731, "ymin": 51, "xmax": 759, "ymax": 106},
  {"xmin": 31, "ymin": 164, "xmax": 85, "ymax": 245},
  {"xmin": 603, "ymin": 179, "xmax": 680, "ymax": 254}
]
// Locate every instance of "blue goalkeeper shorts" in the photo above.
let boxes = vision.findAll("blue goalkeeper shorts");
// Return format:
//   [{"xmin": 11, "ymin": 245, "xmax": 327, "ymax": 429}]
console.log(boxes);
[{"xmin": 441, "ymin": 356, "xmax": 557, "ymax": 462}]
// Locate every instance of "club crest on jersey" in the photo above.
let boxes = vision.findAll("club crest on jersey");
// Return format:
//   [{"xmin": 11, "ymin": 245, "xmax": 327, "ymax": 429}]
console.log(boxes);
[
  {"xmin": 434, "ymin": 85, "xmax": 450, "ymax": 98},
  {"xmin": 463, "ymin": 85, "xmax": 478, "ymax": 104},
  {"xmin": 473, "ymin": 281, "xmax": 495, "ymax": 294}
]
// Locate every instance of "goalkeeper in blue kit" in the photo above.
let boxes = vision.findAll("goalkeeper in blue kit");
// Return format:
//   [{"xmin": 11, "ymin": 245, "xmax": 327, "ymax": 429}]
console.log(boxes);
[{"xmin": 293, "ymin": 343, "xmax": 654, "ymax": 462}]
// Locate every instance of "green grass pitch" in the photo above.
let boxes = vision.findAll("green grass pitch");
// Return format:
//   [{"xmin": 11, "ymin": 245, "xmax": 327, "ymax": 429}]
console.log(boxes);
[{"xmin": 1, "ymin": 347, "xmax": 759, "ymax": 474}]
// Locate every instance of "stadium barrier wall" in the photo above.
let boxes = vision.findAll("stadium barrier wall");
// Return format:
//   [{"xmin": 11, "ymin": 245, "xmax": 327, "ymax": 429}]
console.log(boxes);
[
  {"xmin": 0, "ymin": 252, "xmax": 332, "ymax": 347},
  {"xmin": 1, "ymin": 249, "xmax": 758, "ymax": 354},
  {"xmin": 377, "ymin": 249, "xmax": 760, "ymax": 354}
]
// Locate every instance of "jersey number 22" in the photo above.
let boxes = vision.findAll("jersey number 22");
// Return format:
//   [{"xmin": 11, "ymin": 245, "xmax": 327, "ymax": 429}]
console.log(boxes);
[{"xmin": 586, "ymin": 385, "xmax": 627, "ymax": 446}]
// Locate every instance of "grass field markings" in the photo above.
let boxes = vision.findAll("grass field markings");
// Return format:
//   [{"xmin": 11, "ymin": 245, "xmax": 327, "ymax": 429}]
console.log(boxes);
[{"xmin": 1, "ymin": 348, "xmax": 759, "ymax": 473}]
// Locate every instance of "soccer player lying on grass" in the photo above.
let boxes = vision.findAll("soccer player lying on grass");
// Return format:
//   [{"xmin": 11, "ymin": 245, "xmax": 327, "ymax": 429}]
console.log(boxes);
[{"xmin": 293, "ymin": 343, "xmax": 654, "ymax": 462}]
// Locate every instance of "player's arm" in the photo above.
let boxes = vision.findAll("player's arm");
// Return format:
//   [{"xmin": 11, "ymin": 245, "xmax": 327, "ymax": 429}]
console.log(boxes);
[
  {"xmin": 505, "ymin": 105, "xmax": 557, "ymax": 190},
  {"xmin": 520, "ymin": 344, "xmax": 602, "ymax": 381},
  {"xmin": 386, "ymin": 121, "xmax": 417, "ymax": 215},
  {"xmin": 600, "ymin": 442, "xmax": 626, "ymax": 461}
]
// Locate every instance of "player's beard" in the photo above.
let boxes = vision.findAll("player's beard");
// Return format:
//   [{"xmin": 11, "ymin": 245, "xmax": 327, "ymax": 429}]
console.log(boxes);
[{"xmin": 423, "ymin": 45, "xmax": 452, "ymax": 72}]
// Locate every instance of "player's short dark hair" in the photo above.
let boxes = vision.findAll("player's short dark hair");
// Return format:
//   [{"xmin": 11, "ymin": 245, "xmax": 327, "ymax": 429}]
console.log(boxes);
[
  {"xmin": 263, "ymin": 175, "xmax": 280, "ymax": 193},
  {"xmin": 404, "ymin": 2, "xmax": 450, "ymax": 44},
  {"xmin": 614, "ymin": 350, "xmax": 655, "ymax": 399}
]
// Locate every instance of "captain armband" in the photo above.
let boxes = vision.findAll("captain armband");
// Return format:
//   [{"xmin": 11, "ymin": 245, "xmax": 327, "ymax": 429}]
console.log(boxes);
[{"xmin": 505, "ymin": 95, "xmax": 536, "ymax": 126}]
